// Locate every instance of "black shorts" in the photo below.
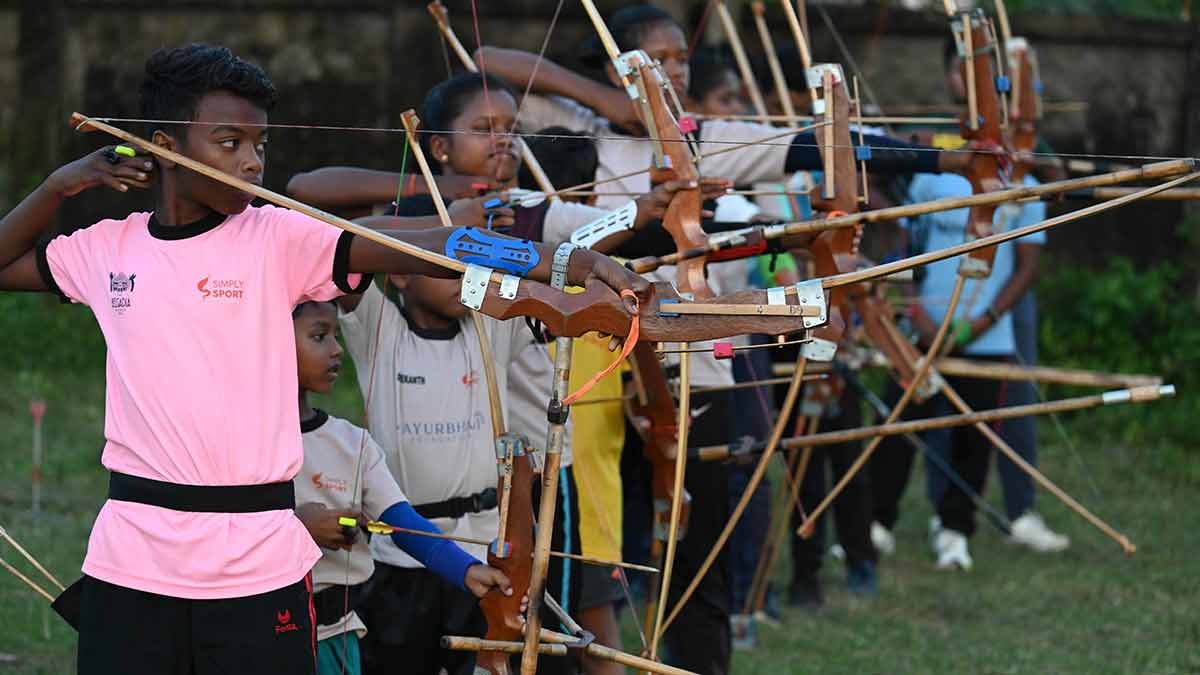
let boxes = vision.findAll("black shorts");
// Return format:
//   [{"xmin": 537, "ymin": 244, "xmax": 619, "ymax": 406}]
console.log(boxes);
[
  {"xmin": 576, "ymin": 563, "xmax": 624, "ymax": 612},
  {"xmin": 77, "ymin": 574, "xmax": 316, "ymax": 675},
  {"xmin": 356, "ymin": 563, "xmax": 485, "ymax": 675}
]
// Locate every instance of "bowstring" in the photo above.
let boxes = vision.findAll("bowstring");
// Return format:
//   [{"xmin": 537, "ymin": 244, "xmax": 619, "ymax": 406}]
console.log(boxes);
[
  {"xmin": 511, "ymin": 0, "xmax": 565, "ymax": 129},
  {"xmin": 468, "ymin": 0, "xmax": 499, "ymax": 177},
  {"xmin": 77, "ymin": 117, "xmax": 1198, "ymax": 165},
  {"xmin": 438, "ymin": 25, "xmax": 455, "ymax": 79},
  {"xmin": 338, "ymin": 141, "xmax": 411, "ymax": 675},
  {"xmin": 687, "ymin": 0, "xmax": 717, "ymax": 61}
]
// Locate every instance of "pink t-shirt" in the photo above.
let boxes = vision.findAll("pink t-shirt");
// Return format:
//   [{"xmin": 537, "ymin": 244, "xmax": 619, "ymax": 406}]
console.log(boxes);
[{"xmin": 42, "ymin": 205, "xmax": 362, "ymax": 599}]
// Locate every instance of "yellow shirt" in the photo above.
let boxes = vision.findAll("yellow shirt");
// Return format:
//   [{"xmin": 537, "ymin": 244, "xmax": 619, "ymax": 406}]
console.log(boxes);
[{"xmin": 559, "ymin": 333, "xmax": 626, "ymax": 561}]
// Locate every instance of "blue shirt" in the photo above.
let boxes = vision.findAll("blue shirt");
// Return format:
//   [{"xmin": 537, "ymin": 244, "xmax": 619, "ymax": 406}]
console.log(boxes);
[{"xmin": 903, "ymin": 173, "xmax": 1046, "ymax": 355}]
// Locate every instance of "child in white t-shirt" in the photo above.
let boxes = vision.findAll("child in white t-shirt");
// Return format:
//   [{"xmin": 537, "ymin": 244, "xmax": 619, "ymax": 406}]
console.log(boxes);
[{"xmin": 292, "ymin": 300, "xmax": 511, "ymax": 675}]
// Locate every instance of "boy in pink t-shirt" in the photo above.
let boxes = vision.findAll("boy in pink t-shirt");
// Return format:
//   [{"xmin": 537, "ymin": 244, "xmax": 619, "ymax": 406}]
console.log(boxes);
[{"xmin": 0, "ymin": 44, "xmax": 642, "ymax": 675}]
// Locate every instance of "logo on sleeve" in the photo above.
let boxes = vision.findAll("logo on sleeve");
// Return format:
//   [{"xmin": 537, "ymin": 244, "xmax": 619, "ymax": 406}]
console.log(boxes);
[
  {"xmin": 108, "ymin": 272, "xmax": 136, "ymax": 314},
  {"xmin": 197, "ymin": 276, "xmax": 246, "ymax": 302}
]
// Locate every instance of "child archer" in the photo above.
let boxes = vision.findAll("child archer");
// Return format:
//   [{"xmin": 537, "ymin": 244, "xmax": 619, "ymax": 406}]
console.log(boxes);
[
  {"xmin": 292, "ymin": 299, "xmax": 512, "ymax": 675},
  {"xmin": 0, "ymin": 43, "xmax": 643, "ymax": 674}
]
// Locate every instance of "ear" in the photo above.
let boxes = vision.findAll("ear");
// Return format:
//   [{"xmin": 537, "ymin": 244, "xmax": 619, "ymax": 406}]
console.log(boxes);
[
  {"xmin": 151, "ymin": 129, "xmax": 178, "ymax": 169},
  {"xmin": 428, "ymin": 135, "xmax": 451, "ymax": 166},
  {"xmin": 387, "ymin": 273, "xmax": 410, "ymax": 291}
]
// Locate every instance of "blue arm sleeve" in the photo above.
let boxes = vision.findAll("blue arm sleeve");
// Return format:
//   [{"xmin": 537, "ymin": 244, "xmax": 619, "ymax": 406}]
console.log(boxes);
[
  {"xmin": 786, "ymin": 133, "xmax": 941, "ymax": 175},
  {"xmin": 380, "ymin": 501, "xmax": 481, "ymax": 590}
]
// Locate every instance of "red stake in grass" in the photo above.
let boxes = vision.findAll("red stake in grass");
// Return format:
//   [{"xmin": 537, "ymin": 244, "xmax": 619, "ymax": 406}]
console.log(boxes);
[{"xmin": 30, "ymin": 401, "xmax": 46, "ymax": 516}]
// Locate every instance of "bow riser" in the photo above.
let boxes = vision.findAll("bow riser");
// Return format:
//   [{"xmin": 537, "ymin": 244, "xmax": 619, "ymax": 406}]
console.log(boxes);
[
  {"xmin": 1007, "ymin": 38, "xmax": 1041, "ymax": 182},
  {"xmin": 808, "ymin": 64, "xmax": 860, "ymax": 214},
  {"xmin": 636, "ymin": 61, "xmax": 711, "ymax": 300},
  {"xmin": 479, "ymin": 279, "xmax": 816, "ymax": 342},
  {"xmin": 952, "ymin": 10, "xmax": 1009, "ymax": 278},
  {"xmin": 629, "ymin": 342, "xmax": 694, "ymax": 541},
  {"xmin": 478, "ymin": 452, "xmax": 536, "ymax": 675}
]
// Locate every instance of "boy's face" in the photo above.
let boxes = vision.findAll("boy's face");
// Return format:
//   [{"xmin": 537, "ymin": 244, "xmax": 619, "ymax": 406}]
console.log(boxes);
[
  {"xmin": 158, "ymin": 90, "xmax": 269, "ymax": 215},
  {"xmin": 603, "ymin": 22, "xmax": 689, "ymax": 104},
  {"xmin": 390, "ymin": 274, "xmax": 469, "ymax": 323},
  {"xmin": 765, "ymin": 89, "xmax": 812, "ymax": 118},
  {"xmin": 697, "ymin": 70, "xmax": 747, "ymax": 118},
  {"xmin": 639, "ymin": 22, "xmax": 689, "ymax": 101},
  {"xmin": 432, "ymin": 90, "xmax": 520, "ymax": 185},
  {"xmin": 294, "ymin": 303, "xmax": 343, "ymax": 395}
]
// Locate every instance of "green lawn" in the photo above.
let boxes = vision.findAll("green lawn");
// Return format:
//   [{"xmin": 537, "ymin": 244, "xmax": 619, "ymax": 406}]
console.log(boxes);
[{"xmin": 0, "ymin": 295, "xmax": 1195, "ymax": 673}]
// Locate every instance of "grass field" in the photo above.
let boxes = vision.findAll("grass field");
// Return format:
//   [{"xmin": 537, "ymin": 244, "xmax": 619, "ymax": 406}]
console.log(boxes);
[{"xmin": 0, "ymin": 295, "xmax": 1196, "ymax": 673}]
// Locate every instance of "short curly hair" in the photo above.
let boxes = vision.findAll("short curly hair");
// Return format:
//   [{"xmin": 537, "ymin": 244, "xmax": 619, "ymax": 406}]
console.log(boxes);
[{"xmin": 139, "ymin": 43, "xmax": 277, "ymax": 133}]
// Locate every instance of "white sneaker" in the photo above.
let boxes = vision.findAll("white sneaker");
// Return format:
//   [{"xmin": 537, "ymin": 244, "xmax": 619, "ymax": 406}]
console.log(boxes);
[
  {"xmin": 933, "ymin": 529, "xmax": 973, "ymax": 571},
  {"xmin": 870, "ymin": 522, "xmax": 895, "ymax": 556},
  {"xmin": 829, "ymin": 543, "xmax": 846, "ymax": 560},
  {"xmin": 1009, "ymin": 512, "xmax": 1070, "ymax": 552},
  {"xmin": 927, "ymin": 515, "xmax": 943, "ymax": 552}
]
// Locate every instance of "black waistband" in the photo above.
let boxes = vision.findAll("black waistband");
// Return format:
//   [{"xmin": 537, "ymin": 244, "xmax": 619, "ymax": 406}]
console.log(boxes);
[
  {"xmin": 413, "ymin": 487, "xmax": 497, "ymax": 520},
  {"xmin": 108, "ymin": 471, "xmax": 296, "ymax": 513},
  {"xmin": 312, "ymin": 583, "xmax": 366, "ymax": 627}
]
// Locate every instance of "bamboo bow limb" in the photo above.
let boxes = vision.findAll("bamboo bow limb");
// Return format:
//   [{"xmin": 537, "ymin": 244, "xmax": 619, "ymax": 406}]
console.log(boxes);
[
  {"xmin": 0, "ymin": 556, "xmax": 55, "ymax": 603},
  {"xmin": 691, "ymin": 113, "xmax": 962, "ymax": 125},
  {"xmin": 781, "ymin": 0, "xmax": 819, "ymax": 109},
  {"xmin": 820, "ymin": 169, "xmax": 1200, "ymax": 290},
  {"xmin": 442, "ymin": 636, "xmax": 698, "ymax": 675},
  {"xmin": 658, "ymin": 355, "xmax": 809, "ymax": 636},
  {"xmin": 399, "ymin": 110, "xmax": 515, "ymax": 546},
  {"xmin": 752, "ymin": 0, "xmax": 798, "ymax": 122},
  {"xmin": 70, "ymin": 113, "xmax": 470, "ymax": 276},
  {"xmin": 714, "ymin": 1, "xmax": 770, "ymax": 124},
  {"xmin": 742, "ymin": 415, "xmax": 815, "ymax": 616},
  {"xmin": 629, "ymin": 159, "xmax": 1199, "ymax": 274},
  {"xmin": 646, "ymin": 349, "xmax": 692, "ymax": 666},
  {"xmin": 520, "ymin": 337, "xmax": 575, "ymax": 675},
  {"xmin": 796, "ymin": 277, "xmax": 965, "ymax": 537},
  {"xmin": 1058, "ymin": 186, "xmax": 1200, "ymax": 201},
  {"xmin": 355, "ymin": 520, "xmax": 658, "ymax": 573},
  {"xmin": 931, "ymin": 357, "xmax": 1162, "ymax": 389},
  {"xmin": 0, "ymin": 525, "xmax": 64, "ymax": 593},
  {"xmin": 687, "ymin": 386, "xmax": 1174, "ymax": 455}
]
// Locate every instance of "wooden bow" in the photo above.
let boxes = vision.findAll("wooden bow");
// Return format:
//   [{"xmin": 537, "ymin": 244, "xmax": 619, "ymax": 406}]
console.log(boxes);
[
  {"xmin": 655, "ymin": 57, "xmax": 860, "ymax": 636},
  {"xmin": 68, "ymin": 113, "xmax": 830, "ymax": 346},
  {"xmin": 949, "ymin": 5, "xmax": 1010, "ymax": 278},
  {"xmin": 398, "ymin": 109, "xmax": 533, "ymax": 675},
  {"xmin": 575, "ymin": 5, "xmax": 709, "ymax": 665}
]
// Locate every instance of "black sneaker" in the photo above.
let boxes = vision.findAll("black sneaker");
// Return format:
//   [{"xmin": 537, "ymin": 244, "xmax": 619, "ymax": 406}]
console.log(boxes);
[{"xmin": 788, "ymin": 575, "xmax": 823, "ymax": 609}]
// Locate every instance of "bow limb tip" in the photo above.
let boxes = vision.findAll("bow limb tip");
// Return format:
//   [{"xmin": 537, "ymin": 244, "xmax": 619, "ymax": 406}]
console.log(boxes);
[{"xmin": 70, "ymin": 112, "xmax": 97, "ymax": 132}]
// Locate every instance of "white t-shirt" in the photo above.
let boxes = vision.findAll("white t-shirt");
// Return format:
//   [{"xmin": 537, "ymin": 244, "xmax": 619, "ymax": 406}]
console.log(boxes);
[
  {"xmin": 339, "ymin": 284, "xmax": 569, "ymax": 565},
  {"xmin": 295, "ymin": 410, "xmax": 407, "ymax": 641},
  {"xmin": 519, "ymin": 95, "xmax": 792, "ymax": 203}
]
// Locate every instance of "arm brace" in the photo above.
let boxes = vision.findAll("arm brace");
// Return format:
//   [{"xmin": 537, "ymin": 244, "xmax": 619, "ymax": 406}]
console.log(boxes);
[{"xmin": 381, "ymin": 501, "xmax": 480, "ymax": 591}]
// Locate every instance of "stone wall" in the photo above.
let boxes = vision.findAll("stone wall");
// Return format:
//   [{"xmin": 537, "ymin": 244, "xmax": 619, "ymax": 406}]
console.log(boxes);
[{"xmin": 2, "ymin": 0, "xmax": 1195, "ymax": 266}]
